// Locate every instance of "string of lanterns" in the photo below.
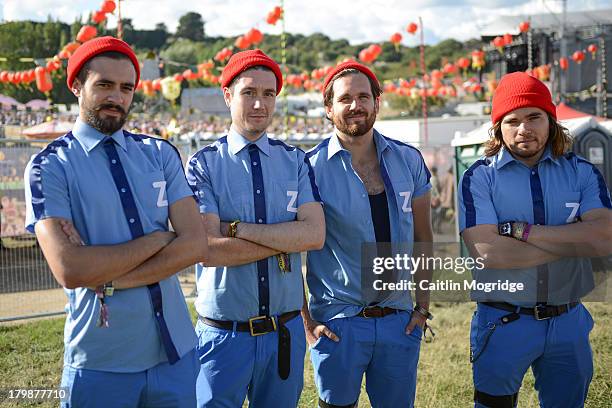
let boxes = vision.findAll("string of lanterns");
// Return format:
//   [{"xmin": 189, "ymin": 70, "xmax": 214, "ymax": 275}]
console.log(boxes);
[{"xmin": 0, "ymin": 6, "xmax": 603, "ymax": 104}]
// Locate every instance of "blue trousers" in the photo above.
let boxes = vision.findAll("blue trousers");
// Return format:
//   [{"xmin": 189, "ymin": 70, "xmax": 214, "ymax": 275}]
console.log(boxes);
[
  {"xmin": 195, "ymin": 313, "xmax": 306, "ymax": 408},
  {"xmin": 310, "ymin": 311, "xmax": 421, "ymax": 408},
  {"xmin": 60, "ymin": 349, "xmax": 199, "ymax": 408},
  {"xmin": 471, "ymin": 303, "xmax": 594, "ymax": 408}
]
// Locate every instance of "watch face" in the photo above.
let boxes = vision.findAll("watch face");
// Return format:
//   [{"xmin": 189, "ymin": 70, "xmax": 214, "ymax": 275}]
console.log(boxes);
[{"xmin": 500, "ymin": 223, "xmax": 512, "ymax": 235}]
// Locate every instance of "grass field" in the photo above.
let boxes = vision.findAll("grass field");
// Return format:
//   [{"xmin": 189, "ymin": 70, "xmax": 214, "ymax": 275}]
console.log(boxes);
[{"xmin": 1, "ymin": 302, "xmax": 610, "ymax": 407}]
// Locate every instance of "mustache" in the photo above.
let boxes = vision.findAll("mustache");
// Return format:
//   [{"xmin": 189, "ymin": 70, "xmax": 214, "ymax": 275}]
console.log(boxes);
[
  {"xmin": 96, "ymin": 104, "xmax": 126, "ymax": 115},
  {"xmin": 345, "ymin": 110, "xmax": 368, "ymax": 117}
]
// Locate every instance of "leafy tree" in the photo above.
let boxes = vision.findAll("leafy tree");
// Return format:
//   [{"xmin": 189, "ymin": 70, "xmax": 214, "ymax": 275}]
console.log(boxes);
[
  {"xmin": 176, "ymin": 12, "xmax": 205, "ymax": 42},
  {"xmin": 155, "ymin": 22, "xmax": 168, "ymax": 33},
  {"xmin": 0, "ymin": 20, "xmax": 73, "ymax": 103},
  {"xmin": 160, "ymin": 38, "xmax": 207, "ymax": 72}
]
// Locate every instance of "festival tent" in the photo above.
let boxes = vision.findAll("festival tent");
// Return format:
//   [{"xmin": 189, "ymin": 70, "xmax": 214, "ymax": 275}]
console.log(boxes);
[
  {"xmin": 0, "ymin": 94, "xmax": 24, "ymax": 110},
  {"xmin": 556, "ymin": 102, "xmax": 606, "ymax": 122},
  {"xmin": 22, "ymin": 120, "xmax": 73, "ymax": 139},
  {"xmin": 25, "ymin": 99, "xmax": 51, "ymax": 110}
]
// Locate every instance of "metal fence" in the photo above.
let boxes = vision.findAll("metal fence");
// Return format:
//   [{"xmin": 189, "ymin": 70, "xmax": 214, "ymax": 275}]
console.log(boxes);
[
  {"xmin": 0, "ymin": 136, "xmax": 319, "ymax": 322},
  {"xmin": 0, "ymin": 138, "xmax": 203, "ymax": 322},
  {"xmin": 0, "ymin": 135, "xmax": 450, "ymax": 322}
]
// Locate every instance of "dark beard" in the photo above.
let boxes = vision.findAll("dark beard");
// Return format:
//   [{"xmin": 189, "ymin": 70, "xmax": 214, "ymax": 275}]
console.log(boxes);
[
  {"xmin": 84, "ymin": 103, "xmax": 128, "ymax": 135},
  {"xmin": 334, "ymin": 110, "xmax": 376, "ymax": 137}
]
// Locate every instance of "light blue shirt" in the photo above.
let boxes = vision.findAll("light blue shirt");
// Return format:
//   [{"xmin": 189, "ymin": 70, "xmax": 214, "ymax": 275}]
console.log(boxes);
[
  {"xmin": 24, "ymin": 119, "xmax": 197, "ymax": 372},
  {"xmin": 305, "ymin": 130, "xmax": 432, "ymax": 322},
  {"xmin": 458, "ymin": 146, "xmax": 612, "ymax": 305},
  {"xmin": 186, "ymin": 129, "xmax": 320, "ymax": 321}
]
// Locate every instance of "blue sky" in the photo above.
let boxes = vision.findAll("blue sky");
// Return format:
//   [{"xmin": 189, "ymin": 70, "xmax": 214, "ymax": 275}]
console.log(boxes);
[{"xmin": 1, "ymin": 0, "xmax": 610, "ymax": 45}]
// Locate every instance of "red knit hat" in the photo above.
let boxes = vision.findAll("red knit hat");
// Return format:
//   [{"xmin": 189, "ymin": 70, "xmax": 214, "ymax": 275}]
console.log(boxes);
[
  {"xmin": 491, "ymin": 71, "xmax": 556, "ymax": 124},
  {"xmin": 322, "ymin": 61, "xmax": 380, "ymax": 95},
  {"xmin": 221, "ymin": 49, "xmax": 283, "ymax": 95},
  {"xmin": 66, "ymin": 36, "xmax": 140, "ymax": 89}
]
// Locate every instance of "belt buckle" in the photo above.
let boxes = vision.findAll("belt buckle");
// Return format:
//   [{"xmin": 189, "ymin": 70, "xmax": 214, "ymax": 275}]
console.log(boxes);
[
  {"xmin": 534, "ymin": 305, "xmax": 551, "ymax": 320},
  {"xmin": 361, "ymin": 306, "xmax": 378, "ymax": 318},
  {"xmin": 248, "ymin": 315, "xmax": 277, "ymax": 336}
]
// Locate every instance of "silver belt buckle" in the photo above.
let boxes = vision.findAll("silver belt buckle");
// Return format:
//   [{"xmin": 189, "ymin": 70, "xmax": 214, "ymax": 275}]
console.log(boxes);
[{"xmin": 534, "ymin": 305, "xmax": 551, "ymax": 320}]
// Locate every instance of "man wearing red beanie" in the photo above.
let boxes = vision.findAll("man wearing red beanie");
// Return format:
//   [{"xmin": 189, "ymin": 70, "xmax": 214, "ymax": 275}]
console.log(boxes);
[
  {"xmin": 24, "ymin": 36, "xmax": 207, "ymax": 407},
  {"xmin": 459, "ymin": 71, "xmax": 611, "ymax": 407},
  {"xmin": 303, "ymin": 61, "xmax": 434, "ymax": 408},
  {"xmin": 186, "ymin": 49, "xmax": 325, "ymax": 407}
]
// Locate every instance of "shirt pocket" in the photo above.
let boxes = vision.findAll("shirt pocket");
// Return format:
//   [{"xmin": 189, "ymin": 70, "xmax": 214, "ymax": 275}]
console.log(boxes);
[
  {"xmin": 270, "ymin": 179, "xmax": 299, "ymax": 223},
  {"xmin": 550, "ymin": 191, "xmax": 581, "ymax": 225},
  {"xmin": 132, "ymin": 170, "xmax": 169, "ymax": 229},
  {"xmin": 217, "ymin": 186, "xmax": 252, "ymax": 223}
]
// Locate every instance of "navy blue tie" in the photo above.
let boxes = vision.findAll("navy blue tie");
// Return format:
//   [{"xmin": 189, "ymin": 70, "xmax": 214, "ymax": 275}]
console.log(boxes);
[
  {"xmin": 102, "ymin": 137, "xmax": 180, "ymax": 364},
  {"xmin": 248, "ymin": 144, "xmax": 270, "ymax": 316}
]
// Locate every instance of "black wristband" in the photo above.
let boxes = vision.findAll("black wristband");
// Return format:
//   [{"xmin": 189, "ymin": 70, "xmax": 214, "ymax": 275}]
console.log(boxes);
[{"xmin": 414, "ymin": 304, "xmax": 433, "ymax": 320}]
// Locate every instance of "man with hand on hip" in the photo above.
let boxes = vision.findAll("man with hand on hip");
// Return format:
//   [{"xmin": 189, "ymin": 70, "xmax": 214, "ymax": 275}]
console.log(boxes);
[{"xmin": 304, "ymin": 61, "xmax": 434, "ymax": 408}]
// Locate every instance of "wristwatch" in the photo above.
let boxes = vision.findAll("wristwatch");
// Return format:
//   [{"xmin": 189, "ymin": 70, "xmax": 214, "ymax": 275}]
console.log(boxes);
[
  {"xmin": 498, "ymin": 221, "xmax": 531, "ymax": 242},
  {"xmin": 498, "ymin": 221, "xmax": 513, "ymax": 237},
  {"xmin": 228, "ymin": 220, "xmax": 241, "ymax": 238}
]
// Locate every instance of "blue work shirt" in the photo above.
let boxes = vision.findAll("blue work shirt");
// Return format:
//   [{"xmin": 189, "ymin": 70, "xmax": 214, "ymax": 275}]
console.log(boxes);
[
  {"xmin": 24, "ymin": 119, "xmax": 197, "ymax": 372},
  {"xmin": 305, "ymin": 130, "xmax": 432, "ymax": 322},
  {"xmin": 186, "ymin": 129, "xmax": 319, "ymax": 321},
  {"xmin": 458, "ymin": 146, "xmax": 612, "ymax": 305}
]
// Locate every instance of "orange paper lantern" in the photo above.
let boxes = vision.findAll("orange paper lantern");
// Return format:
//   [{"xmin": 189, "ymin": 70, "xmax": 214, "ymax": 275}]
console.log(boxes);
[
  {"xmin": 100, "ymin": 1, "xmax": 116, "ymax": 14},
  {"xmin": 35, "ymin": 67, "xmax": 53, "ymax": 93},
  {"xmin": 406, "ymin": 23, "xmax": 418, "ymax": 34},
  {"xmin": 76, "ymin": 25, "xmax": 98, "ymax": 43}
]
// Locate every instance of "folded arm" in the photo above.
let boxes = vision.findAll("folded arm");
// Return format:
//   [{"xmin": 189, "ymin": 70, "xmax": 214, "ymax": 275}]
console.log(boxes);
[
  {"xmin": 112, "ymin": 197, "xmax": 209, "ymax": 289},
  {"xmin": 234, "ymin": 202, "xmax": 325, "ymax": 253},
  {"xmin": 203, "ymin": 213, "xmax": 281, "ymax": 267},
  {"xmin": 462, "ymin": 224, "xmax": 560, "ymax": 269},
  {"xmin": 525, "ymin": 208, "xmax": 612, "ymax": 257},
  {"xmin": 35, "ymin": 218, "xmax": 174, "ymax": 289}
]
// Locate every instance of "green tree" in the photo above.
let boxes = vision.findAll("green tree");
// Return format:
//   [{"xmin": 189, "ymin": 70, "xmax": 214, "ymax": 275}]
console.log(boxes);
[
  {"xmin": 155, "ymin": 22, "xmax": 168, "ymax": 33},
  {"xmin": 159, "ymin": 38, "xmax": 207, "ymax": 72},
  {"xmin": 0, "ymin": 20, "xmax": 73, "ymax": 103},
  {"xmin": 176, "ymin": 12, "xmax": 205, "ymax": 42}
]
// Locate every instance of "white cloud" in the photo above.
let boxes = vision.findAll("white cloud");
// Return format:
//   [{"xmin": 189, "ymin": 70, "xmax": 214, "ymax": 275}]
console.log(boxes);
[{"xmin": 2, "ymin": 0, "xmax": 610, "ymax": 45}]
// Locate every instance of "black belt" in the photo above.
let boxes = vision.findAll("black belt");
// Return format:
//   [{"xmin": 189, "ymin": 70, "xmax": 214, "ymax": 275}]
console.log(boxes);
[
  {"xmin": 482, "ymin": 302, "xmax": 579, "ymax": 321},
  {"xmin": 199, "ymin": 310, "xmax": 300, "ymax": 336},
  {"xmin": 199, "ymin": 310, "xmax": 300, "ymax": 381},
  {"xmin": 357, "ymin": 306, "xmax": 399, "ymax": 318}
]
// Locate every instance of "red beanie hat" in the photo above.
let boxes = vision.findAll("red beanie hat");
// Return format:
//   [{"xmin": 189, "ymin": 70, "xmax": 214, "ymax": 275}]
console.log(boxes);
[
  {"xmin": 66, "ymin": 36, "xmax": 140, "ymax": 89},
  {"xmin": 221, "ymin": 49, "xmax": 283, "ymax": 95},
  {"xmin": 491, "ymin": 71, "xmax": 556, "ymax": 124},
  {"xmin": 322, "ymin": 61, "xmax": 380, "ymax": 94}
]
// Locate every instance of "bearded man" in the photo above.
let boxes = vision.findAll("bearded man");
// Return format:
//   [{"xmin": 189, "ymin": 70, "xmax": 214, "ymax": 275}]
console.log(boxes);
[
  {"xmin": 302, "ymin": 61, "xmax": 434, "ymax": 408},
  {"xmin": 24, "ymin": 37, "xmax": 207, "ymax": 407}
]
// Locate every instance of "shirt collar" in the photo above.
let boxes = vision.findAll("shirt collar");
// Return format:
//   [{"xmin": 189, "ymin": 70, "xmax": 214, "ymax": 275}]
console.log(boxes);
[
  {"xmin": 495, "ymin": 145, "xmax": 560, "ymax": 170},
  {"xmin": 227, "ymin": 127, "xmax": 270, "ymax": 156},
  {"xmin": 72, "ymin": 118, "xmax": 127, "ymax": 152},
  {"xmin": 327, "ymin": 132, "xmax": 345, "ymax": 160},
  {"xmin": 327, "ymin": 128, "xmax": 389, "ymax": 161},
  {"xmin": 373, "ymin": 129, "xmax": 390, "ymax": 159}
]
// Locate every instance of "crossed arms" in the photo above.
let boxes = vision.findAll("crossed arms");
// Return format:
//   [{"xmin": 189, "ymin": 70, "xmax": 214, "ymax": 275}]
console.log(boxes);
[
  {"xmin": 35, "ymin": 196, "xmax": 208, "ymax": 289},
  {"xmin": 202, "ymin": 201, "xmax": 325, "ymax": 267},
  {"xmin": 462, "ymin": 208, "xmax": 612, "ymax": 269}
]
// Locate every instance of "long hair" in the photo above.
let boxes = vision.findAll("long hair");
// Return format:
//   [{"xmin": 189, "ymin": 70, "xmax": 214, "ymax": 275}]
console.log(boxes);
[{"xmin": 484, "ymin": 113, "xmax": 572, "ymax": 158}]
